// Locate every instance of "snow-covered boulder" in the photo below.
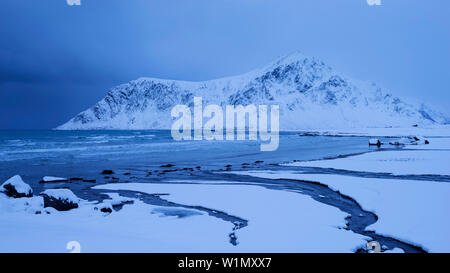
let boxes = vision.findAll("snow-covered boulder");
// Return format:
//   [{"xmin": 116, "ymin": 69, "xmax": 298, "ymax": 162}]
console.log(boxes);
[
  {"xmin": 40, "ymin": 189, "xmax": 80, "ymax": 211},
  {"xmin": 0, "ymin": 175, "xmax": 33, "ymax": 198},
  {"xmin": 368, "ymin": 138, "xmax": 381, "ymax": 147},
  {"xmin": 95, "ymin": 202, "xmax": 113, "ymax": 214},
  {"xmin": 93, "ymin": 193, "xmax": 134, "ymax": 214},
  {"xmin": 409, "ymin": 136, "xmax": 430, "ymax": 145}
]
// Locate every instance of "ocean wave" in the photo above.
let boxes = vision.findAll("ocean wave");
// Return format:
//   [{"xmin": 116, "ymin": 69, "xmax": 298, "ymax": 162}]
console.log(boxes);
[{"xmin": 3, "ymin": 139, "xmax": 36, "ymax": 147}]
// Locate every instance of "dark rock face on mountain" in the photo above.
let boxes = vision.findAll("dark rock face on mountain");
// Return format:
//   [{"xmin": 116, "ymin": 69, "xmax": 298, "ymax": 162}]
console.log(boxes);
[{"xmin": 58, "ymin": 52, "xmax": 448, "ymax": 130}]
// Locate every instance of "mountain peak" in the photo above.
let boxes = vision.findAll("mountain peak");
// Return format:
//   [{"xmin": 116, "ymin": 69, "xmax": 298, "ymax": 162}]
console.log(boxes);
[
  {"xmin": 260, "ymin": 51, "xmax": 329, "ymax": 73},
  {"xmin": 273, "ymin": 51, "xmax": 313, "ymax": 64}
]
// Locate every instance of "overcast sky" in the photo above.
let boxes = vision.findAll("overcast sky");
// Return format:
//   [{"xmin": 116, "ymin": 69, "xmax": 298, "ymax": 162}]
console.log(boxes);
[{"xmin": 0, "ymin": 0, "xmax": 449, "ymax": 129}]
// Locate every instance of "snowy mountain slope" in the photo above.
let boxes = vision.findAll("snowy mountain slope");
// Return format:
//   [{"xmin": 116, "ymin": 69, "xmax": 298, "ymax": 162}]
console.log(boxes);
[{"xmin": 57, "ymin": 52, "xmax": 449, "ymax": 130}]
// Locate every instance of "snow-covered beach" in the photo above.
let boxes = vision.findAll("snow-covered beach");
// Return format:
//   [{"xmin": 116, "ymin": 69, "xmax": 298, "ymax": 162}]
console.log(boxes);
[
  {"xmin": 1, "ymin": 128, "xmax": 449, "ymax": 253},
  {"xmin": 230, "ymin": 134, "xmax": 450, "ymax": 252}
]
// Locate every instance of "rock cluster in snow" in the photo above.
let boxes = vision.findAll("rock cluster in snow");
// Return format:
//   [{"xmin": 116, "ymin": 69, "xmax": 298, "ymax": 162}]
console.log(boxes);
[
  {"xmin": 389, "ymin": 136, "xmax": 430, "ymax": 146},
  {"xmin": 368, "ymin": 136, "xmax": 430, "ymax": 147},
  {"xmin": 0, "ymin": 175, "xmax": 83, "ymax": 213}
]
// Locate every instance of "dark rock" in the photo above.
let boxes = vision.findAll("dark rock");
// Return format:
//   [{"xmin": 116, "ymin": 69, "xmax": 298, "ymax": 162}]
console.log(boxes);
[
  {"xmin": 2, "ymin": 183, "xmax": 32, "ymax": 198},
  {"xmin": 40, "ymin": 197, "xmax": 78, "ymax": 211},
  {"xmin": 0, "ymin": 175, "xmax": 33, "ymax": 198},
  {"xmin": 195, "ymin": 166, "xmax": 201, "ymax": 169},
  {"xmin": 101, "ymin": 170, "xmax": 114, "ymax": 175},
  {"xmin": 111, "ymin": 200, "xmax": 134, "ymax": 211},
  {"xmin": 254, "ymin": 161, "xmax": 264, "ymax": 164},
  {"xmin": 425, "ymin": 140, "xmax": 430, "ymax": 144},
  {"xmin": 100, "ymin": 207, "xmax": 113, "ymax": 213},
  {"xmin": 225, "ymin": 165, "xmax": 232, "ymax": 168},
  {"xmin": 40, "ymin": 189, "xmax": 79, "ymax": 211},
  {"xmin": 69, "ymin": 177, "xmax": 83, "ymax": 181},
  {"xmin": 242, "ymin": 163, "xmax": 250, "ymax": 166},
  {"xmin": 369, "ymin": 139, "xmax": 382, "ymax": 147},
  {"xmin": 83, "ymin": 179, "xmax": 96, "ymax": 183},
  {"xmin": 389, "ymin": 141, "xmax": 402, "ymax": 146},
  {"xmin": 123, "ymin": 172, "xmax": 131, "ymax": 175},
  {"xmin": 95, "ymin": 203, "xmax": 114, "ymax": 214},
  {"xmin": 160, "ymin": 164, "xmax": 175, "ymax": 168},
  {"xmin": 298, "ymin": 132, "xmax": 321, "ymax": 136}
]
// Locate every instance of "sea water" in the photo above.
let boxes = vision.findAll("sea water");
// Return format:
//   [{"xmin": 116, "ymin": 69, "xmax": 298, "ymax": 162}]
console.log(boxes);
[{"xmin": 0, "ymin": 130, "xmax": 371, "ymax": 191}]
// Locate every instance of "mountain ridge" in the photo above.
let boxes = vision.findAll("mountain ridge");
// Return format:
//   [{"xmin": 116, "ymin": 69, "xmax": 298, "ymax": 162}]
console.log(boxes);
[{"xmin": 57, "ymin": 52, "xmax": 449, "ymax": 130}]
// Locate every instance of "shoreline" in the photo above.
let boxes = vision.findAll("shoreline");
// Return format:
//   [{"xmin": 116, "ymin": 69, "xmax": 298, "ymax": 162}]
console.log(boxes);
[{"xmin": 0, "ymin": 132, "xmax": 448, "ymax": 252}]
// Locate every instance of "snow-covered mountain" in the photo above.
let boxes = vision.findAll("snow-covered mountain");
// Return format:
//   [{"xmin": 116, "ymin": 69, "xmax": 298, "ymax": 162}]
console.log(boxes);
[{"xmin": 58, "ymin": 52, "xmax": 449, "ymax": 130}]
